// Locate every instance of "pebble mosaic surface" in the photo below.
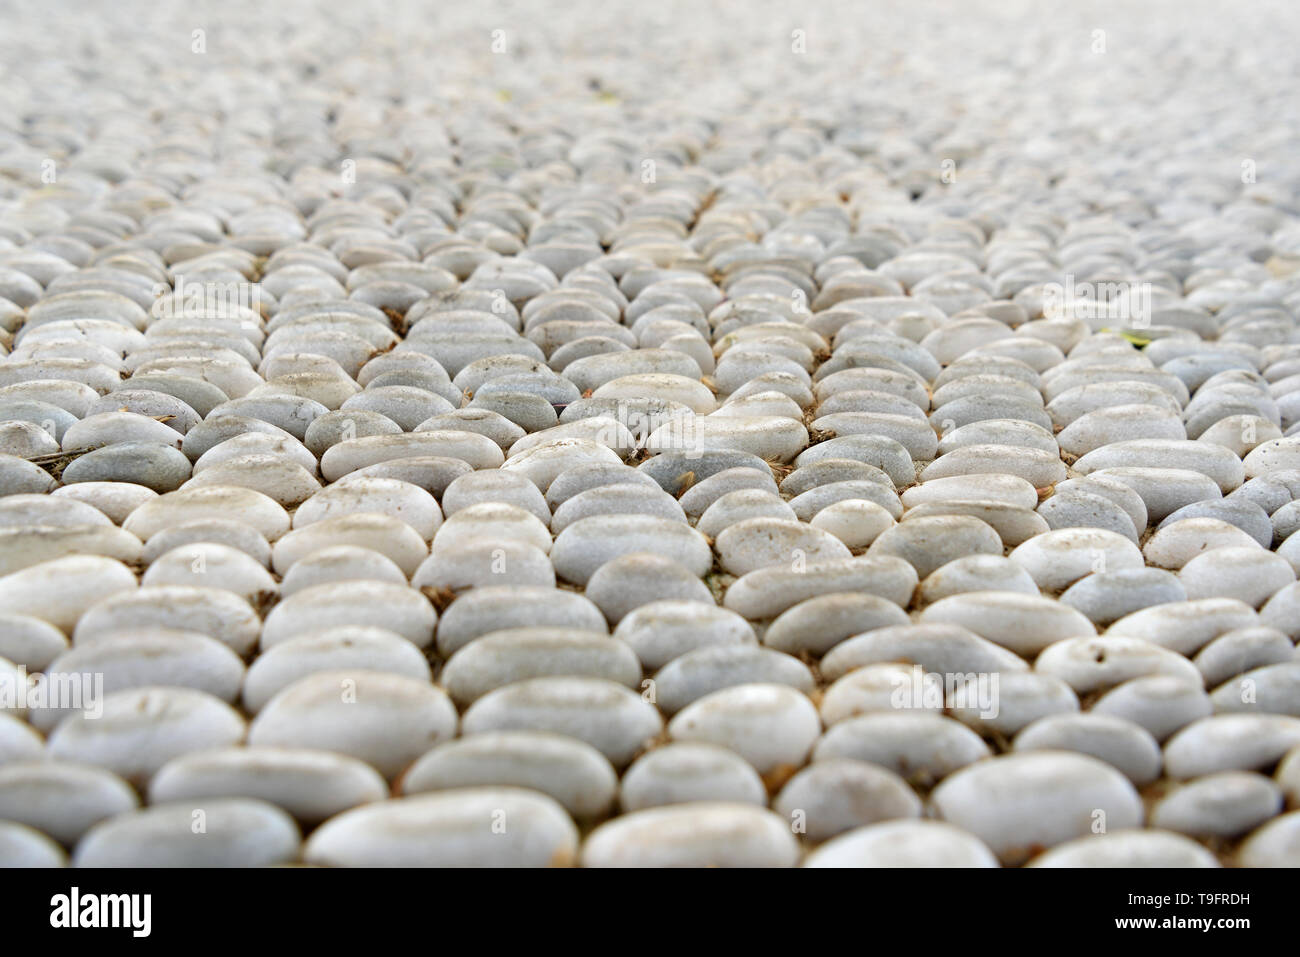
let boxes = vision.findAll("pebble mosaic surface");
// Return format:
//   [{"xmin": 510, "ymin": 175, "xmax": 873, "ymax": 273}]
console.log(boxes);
[{"xmin": 0, "ymin": 0, "xmax": 1299, "ymax": 867}]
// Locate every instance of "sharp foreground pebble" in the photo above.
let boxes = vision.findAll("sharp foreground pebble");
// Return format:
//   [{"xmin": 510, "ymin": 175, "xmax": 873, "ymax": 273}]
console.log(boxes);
[{"xmin": 0, "ymin": 0, "xmax": 1299, "ymax": 867}]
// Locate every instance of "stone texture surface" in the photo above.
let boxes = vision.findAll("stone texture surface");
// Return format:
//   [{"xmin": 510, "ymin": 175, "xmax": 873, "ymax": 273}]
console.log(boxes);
[{"xmin": 0, "ymin": 0, "xmax": 1297, "ymax": 869}]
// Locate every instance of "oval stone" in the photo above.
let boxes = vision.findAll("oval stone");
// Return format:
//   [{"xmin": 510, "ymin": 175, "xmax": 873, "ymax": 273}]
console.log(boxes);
[
  {"xmin": 618, "ymin": 743, "xmax": 767, "ymax": 812},
  {"xmin": 304, "ymin": 787, "xmax": 580, "ymax": 867},
  {"xmin": 401, "ymin": 731, "xmax": 618, "ymax": 820},
  {"xmin": 72, "ymin": 798, "xmax": 300, "ymax": 867},
  {"xmin": 149, "ymin": 746, "xmax": 388, "ymax": 825},
  {"xmin": 248, "ymin": 670, "xmax": 456, "ymax": 780},
  {"xmin": 461, "ymin": 677, "xmax": 663, "ymax": 768},
  {"xmin": 803, "ymin": 820, "xmax": 998, "ymax": 868},
  {"xmin": 932, "ymin": 751, "xmax": 1144, "ymax": 864},
  {"xmin": 581, "ymin": 803, "xmax": 800, "ymax": 868}
]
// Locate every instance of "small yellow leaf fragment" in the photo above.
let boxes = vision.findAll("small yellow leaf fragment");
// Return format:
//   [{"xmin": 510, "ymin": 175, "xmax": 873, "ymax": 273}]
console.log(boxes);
[{"xmin": 1102, "ymin": 327, "xmax": 1152, "ymax": 348}]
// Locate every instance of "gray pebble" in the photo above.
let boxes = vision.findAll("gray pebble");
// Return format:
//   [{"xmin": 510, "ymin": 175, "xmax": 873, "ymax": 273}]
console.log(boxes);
[
  {"xmin": 582, "ymin": 803, "xmax": 799, "ymax": 868},
  {"xmin": 73, "ymin": 798, "xmax": 300, "ymax": 867},
  {"xmin": 249, "ymin": 671, "xmax": 456, "ymax": 780},
  {"xmin": 148, "ymin": 747, "xmax": 388, "ymax": 826},
  {"xmin": 762, "ymin": 593, "xmax": 909, "ymax": 657},
  {"xmin": 402, "ymin": 731, "xmax": 617, "ymax": 821},
  {"xmin": 1194, "ymin": 627, "xmax": 1295, "ymax": 688},
  {"xmin": 0, "ymin": 761, "xmax": 138, "ymax": 845},
  {"xmin": 773, "ymin": 759, "xmax": 921, "ymax": 843},
  {"xmin": 920, "ymin": 591, "xmax": 1095, "ymax": 657},
  {"xmin": 462, "ymin": 676, "xmax": 662, "ymax": 768},
  {"xmin": 440, "ymin": 628, "xmax": 640, "ymax": 706},
  {"xmin": 652, "ymin": 645, "xmax": 814, "ymax": 714},
  {"xmin": 932, "ymin": 751, "xmax": 1143, "ymax": 865},
  {"xmin": 724, "ymin": 555, "xmax": 918, "ymax": 621},
  {"xmin": 1164, "ymin": 714, "xmax": 1300, "ymax": 778},
  {"xmin": 0, "ymin": 821, "xmax": 66, "ymax": 867},
  {"xmin": 304, "ymin": 788, "xmax": 578, "ymax": 867},
  {"xmin": 619, "ymin": 743, "xmax": 767, "ymax": 812},
  {"xmin": 1059, "ymin": 568, "xmax": 1188, "ymax": 627},
  {"xmin": 1013, "ymin": 713, "xmax": 1161, "ymax": 784},
  {"xmin": 803, "ymin": 820, "xmax": 998, "ymax": 868},
  {"xmin": 1026, "ymin": 829, "xmax": 1219, "ymax": 867},
  {"xmin": 1237, "ymin": 811, "xmax": 1300, "ymax": 867},
  {"xmin": 668, "ymin": 683, "xmax": 820, "ymax": 776},
  {"xmin": 814, "ymin": 713, "xmax": 991, "ymax": 786},
  {"xmin": 1151, "ymin": 771, "xmax": 1282, "ymax": 838}
]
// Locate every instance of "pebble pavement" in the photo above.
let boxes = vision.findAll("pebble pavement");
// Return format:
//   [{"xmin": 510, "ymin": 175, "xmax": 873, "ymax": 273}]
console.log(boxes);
[{"xmin": 0, "ymin": 0, "xmax": 1299, "ymax": 866}]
